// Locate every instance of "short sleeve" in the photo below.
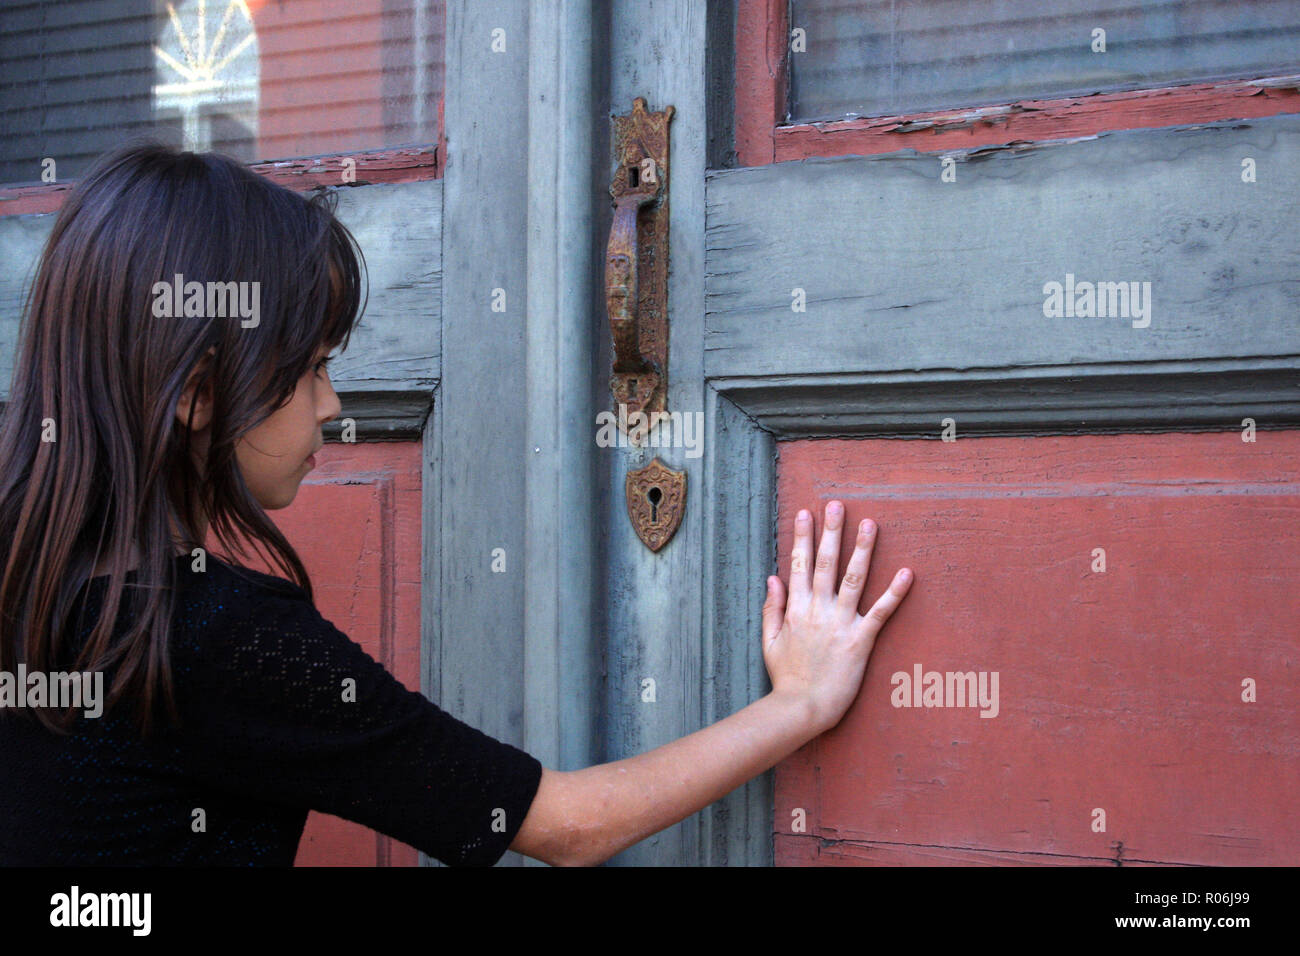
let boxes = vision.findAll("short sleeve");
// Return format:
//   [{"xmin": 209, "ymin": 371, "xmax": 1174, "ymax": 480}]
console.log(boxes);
[{"xmin": 170, "ymin": 586, "xmax": 543, "ymax": 867}]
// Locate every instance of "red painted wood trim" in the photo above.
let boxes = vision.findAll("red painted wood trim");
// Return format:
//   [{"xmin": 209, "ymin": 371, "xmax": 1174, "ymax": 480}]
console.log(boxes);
[
  {"xmin": 0, "ymin": 183, "xmax": 76, "ymax": 217},
  {"xmin": 249, "ymin": 144, "xmax": 439, "ymax": 191},
  {"xmin": 734, "ymin": 0, "xmax": 788, "ymax": 167},
  {"xmin": 0, "ymin": 144, "xmax": 440, "ymax": 217},
  {"xmin": 773, "ymin": 77, "xmax": 1300, "ymax": 161},
  {"xmin": 735, "ymin": 0, "xmax": 1300, "ymax": 165}
]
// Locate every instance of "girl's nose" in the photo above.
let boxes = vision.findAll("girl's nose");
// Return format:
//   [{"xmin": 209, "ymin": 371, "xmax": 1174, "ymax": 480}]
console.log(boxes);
[{"xmin": 320, "ymin": 385, "xmax": 342, "ymax": 423}]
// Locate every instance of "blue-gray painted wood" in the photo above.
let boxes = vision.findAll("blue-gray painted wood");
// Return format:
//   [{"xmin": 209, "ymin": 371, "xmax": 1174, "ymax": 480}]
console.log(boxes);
[
  {"xmin": 705, "ymin": 115, "xmax": 1300, "ymax": 381},
  {"xmin": 436, "ymin": 0, "xmax": 744, "ymax": 868},
  {"xmin": 700, "ymin": 386, "xmax": 777, "ymax": 865},
  {"xmin": 0, "ymin": 213, "xmax": 49, "ymax": 397},
  {"xmin": 603, "ymin": 429, "xmax": 710, "ymax": 869},
  {"xmin": 710, "ymin": 360, "xmax": 1300, "ymax": 437},
  {"xmin": 520, "ymin": 0, "xmax": 605, "ymax": 864},
  {"xmin": 602, "ymin": 0, "xmax": 714, "ymax": 866},
  {"xmin": 0, "ymin": 179, "xmax": 443, "ymax": 437},
  {"xmin": 429, "ymin": 0, "xmax": 533, "ymax": 867}
]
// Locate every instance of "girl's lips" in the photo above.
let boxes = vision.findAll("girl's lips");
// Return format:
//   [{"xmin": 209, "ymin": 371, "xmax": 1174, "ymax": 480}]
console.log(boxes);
[{"xmin": 305, "ymin": 454, "xmax": 317, "ymax": 469}]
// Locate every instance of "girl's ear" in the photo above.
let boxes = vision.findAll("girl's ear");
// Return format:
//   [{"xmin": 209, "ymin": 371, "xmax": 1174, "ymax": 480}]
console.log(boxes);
[{"xmin": 175, "ymin": 346, "xmax": 217, "ymax": 432}]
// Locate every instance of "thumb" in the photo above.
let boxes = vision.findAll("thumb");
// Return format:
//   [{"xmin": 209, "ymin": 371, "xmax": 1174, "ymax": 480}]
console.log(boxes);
[{"xmin": 762, "ymin": 576, "xmax": 786, "ymax": 645}]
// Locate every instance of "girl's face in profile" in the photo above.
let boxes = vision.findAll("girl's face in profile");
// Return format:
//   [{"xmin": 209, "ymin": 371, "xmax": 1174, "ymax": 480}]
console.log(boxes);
[{"xmin": 235, "ymin": 343, "xmax": 341, "ymax": 510}]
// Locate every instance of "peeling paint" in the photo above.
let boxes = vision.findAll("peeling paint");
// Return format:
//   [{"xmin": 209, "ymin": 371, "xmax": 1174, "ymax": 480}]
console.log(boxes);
[{"xmin": 740, "ymin": 70, "xmax": 1300, "ymax": 165}]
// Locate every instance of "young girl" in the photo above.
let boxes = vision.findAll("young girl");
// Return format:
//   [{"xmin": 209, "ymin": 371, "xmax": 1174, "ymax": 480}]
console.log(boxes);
[{"xmin": 0, "ymin": 142, "xmax": 914, "ymax": 866}]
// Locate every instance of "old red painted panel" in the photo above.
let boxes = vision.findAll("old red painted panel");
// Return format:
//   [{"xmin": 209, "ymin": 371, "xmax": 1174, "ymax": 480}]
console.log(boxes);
[
  {"xmin": 774, "ymin": 431, "xmax": 1300, "ymax": 866},
  {"xmin": 230, "ymin": 440, "xmax": 423, "ymax": 866}
]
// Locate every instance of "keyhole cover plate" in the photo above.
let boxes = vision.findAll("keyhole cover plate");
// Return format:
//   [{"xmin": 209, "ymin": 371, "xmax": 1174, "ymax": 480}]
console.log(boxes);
[{"xmin": 625, "ymin": 457, "xmax": 686, "ymax": 552}]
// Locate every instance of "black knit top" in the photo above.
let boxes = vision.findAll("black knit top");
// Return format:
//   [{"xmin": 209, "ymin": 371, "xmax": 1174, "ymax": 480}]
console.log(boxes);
[{"xmin": 0, "ymin": 555, "xmax": 543, "ymax": 866}]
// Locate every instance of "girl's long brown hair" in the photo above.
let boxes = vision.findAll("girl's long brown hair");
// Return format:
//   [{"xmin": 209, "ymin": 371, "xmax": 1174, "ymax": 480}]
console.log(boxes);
[{"xmin": 0, "ymin": 140, "xmax": 366, "ymax": 735}]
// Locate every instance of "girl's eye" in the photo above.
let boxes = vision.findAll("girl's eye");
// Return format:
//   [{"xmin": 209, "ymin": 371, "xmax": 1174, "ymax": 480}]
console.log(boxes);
[{"xmin": 314, "ymin": 357, "xmax": 333, "ymax": 376}]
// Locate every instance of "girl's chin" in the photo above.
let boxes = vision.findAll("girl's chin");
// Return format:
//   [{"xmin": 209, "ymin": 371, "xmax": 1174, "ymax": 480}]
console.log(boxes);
[{"xmin": 254, "ymin": 484, "xmax": 302, "ymax": 511}]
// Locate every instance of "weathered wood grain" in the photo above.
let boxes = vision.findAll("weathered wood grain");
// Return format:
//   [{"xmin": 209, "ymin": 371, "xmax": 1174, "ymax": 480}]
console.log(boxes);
[
  {"xmin": 520, "ymin": 0, "xmax": 604, "ymax": 840},
  {"xmin": 602, "ymin": 0, "xmax": 714, "ymax": 866},
  {"xmin": 706, "ymin": 114, "xmax": 1300, "ymax": 381},
  {"xmin": 428, "ymin": 0, "xmax": 531, "ymax": 867}
]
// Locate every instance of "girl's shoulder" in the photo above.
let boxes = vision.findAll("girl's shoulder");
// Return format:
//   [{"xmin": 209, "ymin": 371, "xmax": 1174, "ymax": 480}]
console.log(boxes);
[
  {"xmin": 169, "ymin": 554, "xmax": 315, "ymax": 641},
  {"xmin": 182, "ymin": 554, "xmax": 307, "ymax": 601}
]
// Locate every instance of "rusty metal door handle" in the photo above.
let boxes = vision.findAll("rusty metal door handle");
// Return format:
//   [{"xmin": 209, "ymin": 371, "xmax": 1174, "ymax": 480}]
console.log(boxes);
[
  {"xmin": 608, "ymin": 98, "xmax": 684, "ymax": 553},
  {"xmin": 606, "ymin": 97, "xmax": 674, "ymax": 430},
  {"xmin": 606, "ymin": 191, "xmax": 656, "ymax": 377}
]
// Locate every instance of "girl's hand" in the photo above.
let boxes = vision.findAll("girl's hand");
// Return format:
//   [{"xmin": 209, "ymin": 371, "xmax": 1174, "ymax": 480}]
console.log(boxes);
[{"xmin": 762, "ymin": 500, "xmax": 914, "ymax": 735}]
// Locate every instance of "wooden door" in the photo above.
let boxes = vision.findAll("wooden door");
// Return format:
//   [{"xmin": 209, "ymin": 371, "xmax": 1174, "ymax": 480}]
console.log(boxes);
[
  {"xmin": 7, "ymin": 0, "xmax": 1297, "ymax": 870},
  {"xmin": 587, "ymin": 0, "xmax": 1300, "ymax": 866}
]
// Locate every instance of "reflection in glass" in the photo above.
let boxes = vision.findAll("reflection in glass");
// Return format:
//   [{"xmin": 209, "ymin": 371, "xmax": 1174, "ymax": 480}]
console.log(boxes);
[
  {"xmin": 152, "ymin": 0, "xmax": 260, "ymax": 156},
  {"xmin": 0, "ymin": 0, "xmax": 445, "ymax": 185},
  {"xmin": 788, "ymin": 0, "xmax": 1300, "ymax": 123}
]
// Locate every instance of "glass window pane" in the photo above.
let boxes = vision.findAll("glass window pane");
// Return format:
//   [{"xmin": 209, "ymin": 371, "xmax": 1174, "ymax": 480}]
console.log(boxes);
[
  {"xmin": 788, "ymin": 0, "xmax": 1300, "ymax": 122},
  {"xmin": 0, "ymin": 0, "xmax": 445, "ymax": 185}
]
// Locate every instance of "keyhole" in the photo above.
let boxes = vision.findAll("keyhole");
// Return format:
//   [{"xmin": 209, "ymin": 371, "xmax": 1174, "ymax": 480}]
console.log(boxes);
[
  {"xmin": 647, "ymin": 485, "xmax": 662, "ymax": 522},
  {"xmin": 628, "ymin": 378, "xmax": 638, "ymax": 393},
  {"xmin": 629, "ymin": 164, "xmax": 640, "ymax": 187}
]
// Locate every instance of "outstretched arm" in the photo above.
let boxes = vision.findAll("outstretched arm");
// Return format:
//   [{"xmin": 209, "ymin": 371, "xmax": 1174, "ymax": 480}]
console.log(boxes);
[{"xmin": 510, "ymin": 499, "xmax": 914, "ymax": 867}]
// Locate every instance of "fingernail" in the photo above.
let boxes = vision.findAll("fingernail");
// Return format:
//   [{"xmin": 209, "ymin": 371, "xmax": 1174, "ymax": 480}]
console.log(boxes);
[
  {"xmin": 797, "ymin": 509, "xmax": 809, "ymax": 521},
  {"xmin": 899, "ymin": 568, "xmax": 911, "ymax": 582},
  {"xmin": 861, "ymin": 519, "xmax": 875, "ymax": 534}
]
